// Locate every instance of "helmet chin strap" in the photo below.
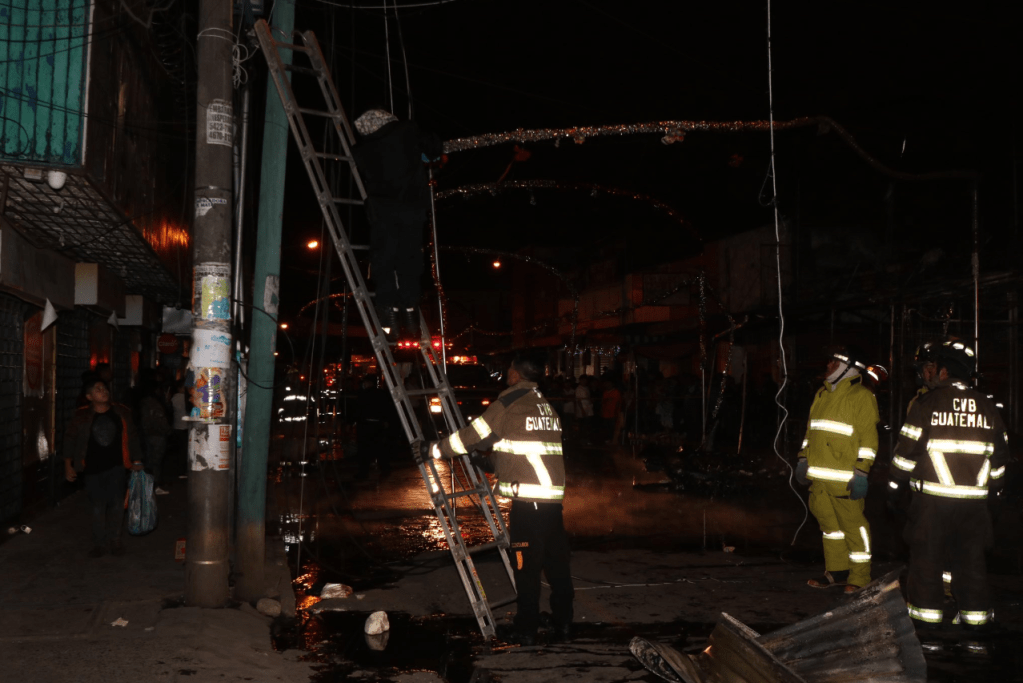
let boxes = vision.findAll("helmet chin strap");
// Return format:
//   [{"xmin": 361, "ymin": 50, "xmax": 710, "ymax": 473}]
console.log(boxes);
[{"xmin": 827, "ymin": 361, "xmax": 854, "ymax": 389}]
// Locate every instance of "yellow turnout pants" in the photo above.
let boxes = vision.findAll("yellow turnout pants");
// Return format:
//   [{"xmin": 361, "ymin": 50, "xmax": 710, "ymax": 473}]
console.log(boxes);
[{"xmin": 808, "ymin": 482, "xmax": 872, "ymax": 587}]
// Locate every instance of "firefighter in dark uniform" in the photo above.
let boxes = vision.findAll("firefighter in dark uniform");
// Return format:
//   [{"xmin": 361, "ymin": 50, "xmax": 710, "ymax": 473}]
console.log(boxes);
[
  {"xmin": 352, "ymin": 109, "xmax": 442, "ymax": 341},
  {"xmin": 889, "ymin": 340, "xmax": 1008, "ymax": 630},
  {"xmin": 907, "ymin": 341, "xmax": 940, "ymax": 415},
  {"xmin": 428, "ymin": 355, "xmax": 573, "ymax": 645}
]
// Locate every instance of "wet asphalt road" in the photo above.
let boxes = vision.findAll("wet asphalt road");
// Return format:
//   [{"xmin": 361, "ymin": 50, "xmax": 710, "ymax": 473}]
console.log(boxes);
[{"xmin": 268, "ymin": 431, "xmax": 1023, "ymax": 682}]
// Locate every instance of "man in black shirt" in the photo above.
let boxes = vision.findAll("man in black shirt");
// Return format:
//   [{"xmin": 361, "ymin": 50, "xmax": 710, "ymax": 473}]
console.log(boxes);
[
  {"xmin": 351, "ymin": 108, "xmax": 442, "ymax": 341},
  {"xmin": 64, "ymin": 377, "xmax": 142, "ymax": 557}
]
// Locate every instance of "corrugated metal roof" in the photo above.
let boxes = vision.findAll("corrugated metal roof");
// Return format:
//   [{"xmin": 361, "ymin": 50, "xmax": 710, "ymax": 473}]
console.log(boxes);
[
  {"xmin": 630, "ymin": 570, "xmax": 926, "ymax": 683},
  {"xmin": 1, "ymin": 164, "xmax": 181, "ymax": 303}
]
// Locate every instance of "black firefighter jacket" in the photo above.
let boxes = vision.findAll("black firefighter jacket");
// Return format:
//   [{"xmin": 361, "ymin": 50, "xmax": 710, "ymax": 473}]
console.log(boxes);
[
  {"xmin": 435, "ymin": 381, "xmax": 565, "ymax": 504},
  {"xmin": 892, "ymin": 380, "xmax": 1009, "ymax": 500}
]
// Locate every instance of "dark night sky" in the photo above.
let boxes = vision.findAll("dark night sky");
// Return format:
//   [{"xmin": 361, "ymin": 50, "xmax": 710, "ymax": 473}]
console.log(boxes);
[{"xmin": 271, "ymin": 0, "xmax": 1020, "ymax": 314}]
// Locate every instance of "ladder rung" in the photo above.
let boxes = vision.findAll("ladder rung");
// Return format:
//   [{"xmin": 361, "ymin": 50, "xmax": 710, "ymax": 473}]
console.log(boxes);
[
  {"xmin": 405, "ymin": 389, "xmax": 437, "ymax": 397},
  {"xmin": 314, "ymin": 151, "xmax": 354, "ymax": 162},
  {"xmin": 283, "ymin": 64, "xmax": 319, "ymax": 76},
  {"xmin": 332, "ymin": 197, "xmax": 364, "ymax": 206},
  {"xmin": 351, "ymin": 244, "xmax": 369, "ymax": 250},
  {"xmin": 272, "ymin": 41, "xmax": 311, "ymax": 53},
  {"xmin": 446, "ymin": 488, "xmax": 488, "ymax": 501},
  {"xmin": 489, "ymin": 594, "xmax": 517, "ymax": 609},
  {"xmin": 466, "ymin": 540, "xmax": 504, "ymax": 555},
  {"xmin": 300, "ymin": 107, "xmax": 339, "ymax": 118}
]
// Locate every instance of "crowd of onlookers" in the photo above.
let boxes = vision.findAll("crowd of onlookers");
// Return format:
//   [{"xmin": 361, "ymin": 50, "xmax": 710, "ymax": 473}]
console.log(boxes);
[{"xmin": 536, "ymin": 368, "xmax": 781, "ymax": 452}]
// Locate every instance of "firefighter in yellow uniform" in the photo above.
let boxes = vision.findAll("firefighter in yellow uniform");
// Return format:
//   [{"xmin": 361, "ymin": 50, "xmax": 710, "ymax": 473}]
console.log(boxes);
[
  {"xmin": 889, "ymin": 341, "xmax": 1008, "ymax": 631},
  {"xmin": 427, "ymin": 354, "xmax": 573, "ymax": 645},
  {"xmin": 796, "ymin": 347, "xmax": 880, "ymax": 593}
]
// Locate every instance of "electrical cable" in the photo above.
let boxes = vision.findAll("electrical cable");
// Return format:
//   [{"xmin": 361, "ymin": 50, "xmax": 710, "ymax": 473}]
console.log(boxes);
[
  {"xmin": 390, "ymin": 0, "xmax": 414, "ymax": 120},
  {"xmin": 382, "ymin": 0, "xmax": 394, "ymax": 113},
  {"xmin": 310, "ymin": 0, "xmax": 464, "ymax": 10},
  {"xmin": 764, "ymin": 0, "xmax": 808, "ymax": 545}
]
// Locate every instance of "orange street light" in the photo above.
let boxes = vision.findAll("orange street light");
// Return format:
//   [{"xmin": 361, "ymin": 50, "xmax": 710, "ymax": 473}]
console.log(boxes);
[
  {"xmin": 307, "ymin": 240, "xmax": 319, "ymax": 249},
  {"xmin": 280, "ymin": 323, "xmax": 289, "ymax": 330},
  {"xmin": 492, "ymin": 260, "xmax": 502, "ymax": 269}
]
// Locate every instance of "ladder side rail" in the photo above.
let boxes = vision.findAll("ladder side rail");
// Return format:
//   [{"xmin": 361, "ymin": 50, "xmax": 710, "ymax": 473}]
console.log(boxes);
[
  {"xmin": 421, "ymin": 455, "xmax": 499, "ymax": 636},
  {"xmin": 415, "ymin": 318, "xmax": 513, "ymax": 545},
  {"xmin": 299, "ymin": 31, "xmax": 369, "ymax": 201},
  {"xmin": 257, "ymin": 20, "xmax": 507, "ymax": 637},
  {"xmin": 256, "ymin": 21, "xmax": 423, "ymax": 445}
]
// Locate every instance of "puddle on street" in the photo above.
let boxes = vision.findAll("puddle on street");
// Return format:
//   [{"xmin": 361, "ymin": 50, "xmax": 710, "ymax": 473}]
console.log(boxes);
[
  {"xmin": 269, "ymin": 443, "xmax": 1023, "ymax": 682},
  {"xmin": 273, "ymin": 608, "xmax": 779, "ymax": 683}
]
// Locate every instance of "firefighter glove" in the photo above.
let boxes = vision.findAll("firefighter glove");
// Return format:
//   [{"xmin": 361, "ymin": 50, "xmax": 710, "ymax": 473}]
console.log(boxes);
[
  {"xmin": 847, "ymin": 470, "xmax": 869, "ymax": 500},
  {"xmin": 795, "ymin": 458, "xmax": 809, "ymax": 486},
  {"xmin": 470, "ymin": 451, "xmax": 496, "ymax": 474},
  {"xmin": 413, "ymin": 439, "xmax": 429, "ymax": 463},
  {"xmin": 886, "ymin": 479, "xmax": 907, "ymax": 514}
]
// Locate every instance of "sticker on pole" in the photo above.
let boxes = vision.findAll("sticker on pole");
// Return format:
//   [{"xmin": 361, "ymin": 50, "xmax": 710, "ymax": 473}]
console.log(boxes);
[
  {"xmin": 264, "ymin": 274, "xmax": 280, "ymax": 318},
  {"xmin": 195, "ymin": 196, "xmax": 228, "ymax": 218},
  {"xmin": 206, "ymin": 99, "xmax": 233, "ymax": 147},
  {"xmin": 189, "ymin": 423, "xmax": 231, "ymax": 471},
  {"xmin": 194, "ymin": 263, "xmax": 231, "ymax": 321},
  {"xmin": 192, "ymin": 329, "xmax": 232, "ymax": 368},
  {"xmin": 188, "ymin": 367, "xmax": 226, "ymax": 420}
]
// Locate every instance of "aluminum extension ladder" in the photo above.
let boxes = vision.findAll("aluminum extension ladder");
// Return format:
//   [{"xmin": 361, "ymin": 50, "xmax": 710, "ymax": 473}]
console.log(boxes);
[{"xmin": 253, "ymin": 20, "xmax": 516, "ymax": 638}]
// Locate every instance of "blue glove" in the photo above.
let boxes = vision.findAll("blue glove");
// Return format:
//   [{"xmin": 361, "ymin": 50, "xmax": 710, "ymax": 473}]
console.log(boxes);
[
  {"xmin": 847, "ymin": 470, "xmax": 869, "ymax": 500},
  {"xmin": 795, "ymin": 459, "xmax": 808, "ymax": 486}
]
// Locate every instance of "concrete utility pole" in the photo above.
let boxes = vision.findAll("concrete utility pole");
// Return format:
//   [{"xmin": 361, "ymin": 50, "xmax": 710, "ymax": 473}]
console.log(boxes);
[
  {"xmin": 236, "ymin": 2, "xmax": 296, "ymax": 601},
  {"xmin": 186, "ymin": 0, "xmax": 234, "ymax": 607}
]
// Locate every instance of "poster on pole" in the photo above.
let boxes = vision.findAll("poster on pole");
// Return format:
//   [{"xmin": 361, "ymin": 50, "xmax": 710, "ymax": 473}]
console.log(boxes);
[
  {"xmin": 189, "ymin": 424, "xmax": 231, "ymax": 471},
  {"xmin": 206, "ymin": 99, "xmax": 233, "ymax": 147},
  {"xmin": 192, "ymin": 329, "xmax": 232, "ymax": 369},
  {"xmin": 193, "ymin": 263, "xmax": 231, "ymax": 322}
]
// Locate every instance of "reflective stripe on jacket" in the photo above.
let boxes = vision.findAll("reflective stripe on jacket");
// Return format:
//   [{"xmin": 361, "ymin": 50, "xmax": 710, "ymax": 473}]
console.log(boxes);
[
  {"xmin": 437, "ymin": 381, "xmax": 565, "ymax": 503},
  {"xmin": 892, "ymin": 381, "xmax": 1008, "ymax": 500},
  {"xmin": 798, "ymin": 375, "xmax": 880, "ymax": 492}
]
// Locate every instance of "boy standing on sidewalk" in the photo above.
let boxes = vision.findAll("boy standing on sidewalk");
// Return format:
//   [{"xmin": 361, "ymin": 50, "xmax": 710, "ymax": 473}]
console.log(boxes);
[{"xmin": 63, "ymin": 376, "xmax": 143, "ymax": 557}]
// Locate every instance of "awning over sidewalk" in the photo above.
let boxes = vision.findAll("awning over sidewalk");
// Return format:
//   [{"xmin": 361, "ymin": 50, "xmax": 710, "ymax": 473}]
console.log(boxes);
[{"xmin": 1, "ymin": 166, "xmax": 182, "ymax": 303}]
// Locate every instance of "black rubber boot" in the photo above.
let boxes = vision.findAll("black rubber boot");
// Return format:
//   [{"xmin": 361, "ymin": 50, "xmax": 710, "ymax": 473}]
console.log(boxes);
[
  {"xmin": 379, "ymin": 307, "xmax": 399, "ymax": 343},
  {"xmin": 401, "ymin": 307, "xmax": 420, "ymax": 341},
  {"xmin": 808, "ymin": 569, "xmax": 849, "ymax": 588}
]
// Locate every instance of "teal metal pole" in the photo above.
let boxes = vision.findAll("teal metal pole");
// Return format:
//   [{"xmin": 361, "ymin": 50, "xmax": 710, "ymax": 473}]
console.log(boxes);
[{"xmin": 236, "ymin": 3, "xmax": 296, "ymax": 602}]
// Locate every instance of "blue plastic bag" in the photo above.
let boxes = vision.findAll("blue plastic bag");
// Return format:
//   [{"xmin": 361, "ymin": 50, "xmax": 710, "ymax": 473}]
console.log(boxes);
[{"xmin": 127, "ymin": 470, "xmax": 158, "ymax": 535}]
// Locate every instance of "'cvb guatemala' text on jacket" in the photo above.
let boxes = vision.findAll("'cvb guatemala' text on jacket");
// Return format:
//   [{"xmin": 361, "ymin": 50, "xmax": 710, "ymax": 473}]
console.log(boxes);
[
  {"xmin": 891, "ymin": 381, "xmax": 1008, "ymax": 499},
  {"xmin": 436, "ymin": 381, "xmax": 565, "ymax": 504}
]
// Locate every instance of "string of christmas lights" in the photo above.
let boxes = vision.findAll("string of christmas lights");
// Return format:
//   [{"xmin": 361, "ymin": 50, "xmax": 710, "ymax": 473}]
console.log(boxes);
[
  {"xmin": 441, "ymin": 116, "xmax": 977, "ymax": 182},
  {"xmin": 442, "ymin": 117, "xmax": 819, "ymax": 154},
  {"xmin": 435, "ymin": 180, "xmax": 700, "ymax": 243}
]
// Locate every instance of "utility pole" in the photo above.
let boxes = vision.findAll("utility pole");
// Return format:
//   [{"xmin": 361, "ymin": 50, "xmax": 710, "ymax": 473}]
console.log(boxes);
[
  {"xmin": 186, "ymin": 0, "xmax": 234, "ymax": 607},
  {"xmin": 236, "ymin": 2, "xmax": 296, "ymax": 601}
]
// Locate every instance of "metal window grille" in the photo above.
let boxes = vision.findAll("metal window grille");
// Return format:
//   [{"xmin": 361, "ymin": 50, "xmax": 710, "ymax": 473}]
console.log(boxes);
[{"xmin": 0, "ymin": 294, "xmax": 25, "ymax": 523}]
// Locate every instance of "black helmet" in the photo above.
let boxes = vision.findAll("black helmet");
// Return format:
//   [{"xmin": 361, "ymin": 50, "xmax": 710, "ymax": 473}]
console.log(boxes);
[
  {"xmin": 913, "ymin": 341, "xmax": 938, "ymax": 365},
  {"xmin": 935, "ymin": 340, "xmax": 976, "ymax": 380},
  {"xmin": 912, "ymin": 340, "xmax": 940, "ymax": 387}
]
